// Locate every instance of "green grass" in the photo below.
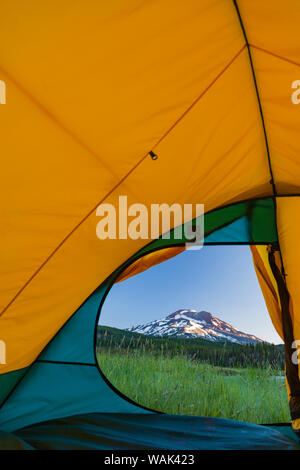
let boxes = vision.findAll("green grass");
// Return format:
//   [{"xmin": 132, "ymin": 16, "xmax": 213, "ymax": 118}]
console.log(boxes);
[{"xmin": 97, "ymin": 350, "xmax": 290, "ymax": 424}]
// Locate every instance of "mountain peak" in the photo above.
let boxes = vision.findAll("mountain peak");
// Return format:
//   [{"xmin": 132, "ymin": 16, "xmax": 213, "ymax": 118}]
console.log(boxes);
[{"xmin": 126, "ymin": 309, "xmax": 264, "ymax": 345}]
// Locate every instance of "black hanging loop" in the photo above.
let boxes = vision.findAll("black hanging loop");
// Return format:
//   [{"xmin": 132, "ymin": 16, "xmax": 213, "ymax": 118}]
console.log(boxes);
[{"xmin": 149, "ymin": 150, "xmax": 158, "ymax": 160}]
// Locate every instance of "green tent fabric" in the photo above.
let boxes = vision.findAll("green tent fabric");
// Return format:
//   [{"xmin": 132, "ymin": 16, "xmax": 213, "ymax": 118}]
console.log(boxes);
[{"xmin": 0, "ymin": 414, "xmax": 300, "ymax": 451}]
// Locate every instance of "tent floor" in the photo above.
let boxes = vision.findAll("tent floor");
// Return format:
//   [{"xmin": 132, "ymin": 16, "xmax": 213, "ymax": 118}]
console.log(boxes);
[{"xmin": 0, "ymin": 413, "xmax": 299, "ymax": 450}]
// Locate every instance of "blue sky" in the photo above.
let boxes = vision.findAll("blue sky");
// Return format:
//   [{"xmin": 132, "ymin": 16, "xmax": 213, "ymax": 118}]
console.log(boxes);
[{"xmin": 99, "ymin": 245, "xmax": 283, "ymax": 345}]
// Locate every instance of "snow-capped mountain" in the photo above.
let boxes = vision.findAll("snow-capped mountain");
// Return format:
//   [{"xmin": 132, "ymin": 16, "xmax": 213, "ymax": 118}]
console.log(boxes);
[{"xmin": 126, "ymin": 309, "xmax": 264, "ymax": 345}]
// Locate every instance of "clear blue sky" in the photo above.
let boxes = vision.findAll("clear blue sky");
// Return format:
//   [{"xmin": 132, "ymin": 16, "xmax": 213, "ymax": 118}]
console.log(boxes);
[{"xmin": 99, "ymin": 245, "xmax": 283, "ymax": 345}]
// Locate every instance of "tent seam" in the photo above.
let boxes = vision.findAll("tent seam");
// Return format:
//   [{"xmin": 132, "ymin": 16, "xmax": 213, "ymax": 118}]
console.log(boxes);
[
  {"xmin": 0, "ymin": 66, "xmax": 122, "ymax": 181},
  {"xmin": 232, "ymin": 0, "xmax": 276, "ymax": 196},
  {"xmin": 250, "ymin": 44, "xmax": 300, "ymax": 68},
  {"xmin": 233, "ymin": 0, "xmax": 300, "ymax": 421},
  {"xmin": 232, "ymin": 0, "xmax": 288, "ymax": 275}
]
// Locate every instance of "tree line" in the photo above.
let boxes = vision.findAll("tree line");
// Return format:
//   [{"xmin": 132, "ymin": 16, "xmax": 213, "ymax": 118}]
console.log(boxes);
[{"xmin": 97, "ymin": 325, "xmax": 284, "ymax": 370}]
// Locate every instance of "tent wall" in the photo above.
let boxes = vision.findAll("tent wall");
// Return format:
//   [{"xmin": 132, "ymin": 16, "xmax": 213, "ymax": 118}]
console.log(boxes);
[
  {"xmin": 0, "ymin": 0, "xmax": 276, "ymax": 376},
  {"xmin": 0, "ymin": 281, "xmax": 149, "ymax": 433},
  {"xmin": 1, "ymin": 0, "xmax": 300, "ymax": 437}
]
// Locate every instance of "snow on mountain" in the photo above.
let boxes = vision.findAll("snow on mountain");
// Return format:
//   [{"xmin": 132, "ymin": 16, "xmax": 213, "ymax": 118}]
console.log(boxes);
[{"xmin": 125, "ymin": 309, "xmax": 264, "ymax": 345}]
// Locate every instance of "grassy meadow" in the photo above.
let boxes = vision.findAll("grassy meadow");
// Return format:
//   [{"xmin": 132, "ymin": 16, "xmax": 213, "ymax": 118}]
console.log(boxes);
[{"xmin": 96, "ymin": 326, "xmax": 290, "ymax": 424}]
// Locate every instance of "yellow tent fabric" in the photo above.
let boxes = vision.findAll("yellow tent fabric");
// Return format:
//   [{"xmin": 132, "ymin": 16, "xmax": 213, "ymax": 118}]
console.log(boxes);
[
  {"xmin": 117, "ymin": 247, "xmax": 185, "ymax": 283},
  {"xmin": 251, "ymin": 242, "xmax": 300, "ymax": 432},
  {"xmin": 1, "ymin": 0, "xmax": 300, "ymax": 431},
  {"xmin": 250, "ymin": 245, "xmax": 283, "ymax": 341}
]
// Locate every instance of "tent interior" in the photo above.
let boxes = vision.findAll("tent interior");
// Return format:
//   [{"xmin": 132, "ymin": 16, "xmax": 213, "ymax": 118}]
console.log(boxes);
[
  {"xmin": 1, "ymin": 200, "xmax": 300, "ymax": 450},
  {"xmin": 1, "ymin": 0, "xmax": 300, "ymax": 450}
]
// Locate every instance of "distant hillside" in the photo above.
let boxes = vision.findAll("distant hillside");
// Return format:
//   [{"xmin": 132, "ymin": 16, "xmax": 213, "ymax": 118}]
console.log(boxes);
[{"xmin": 97, "ymin": 325, "xmax": 284, "ymax": 370}]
